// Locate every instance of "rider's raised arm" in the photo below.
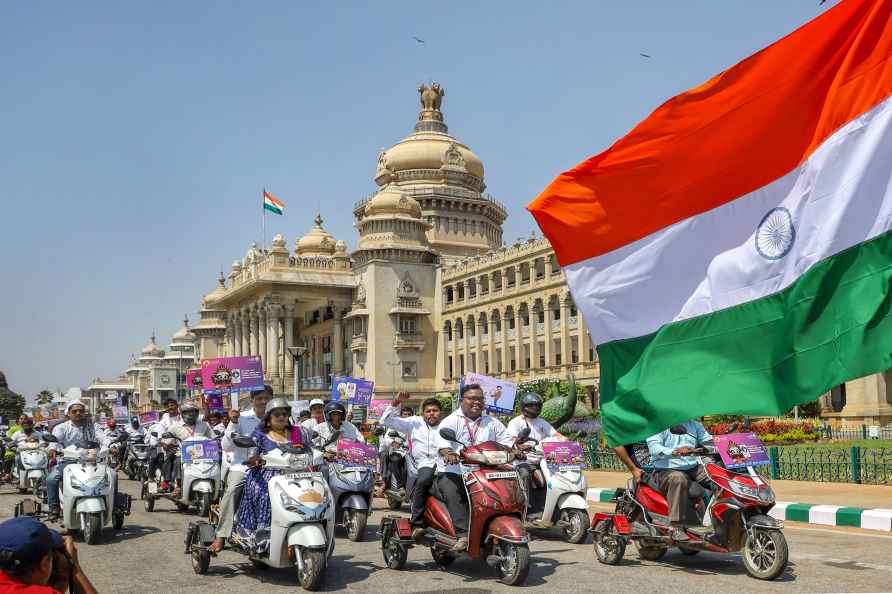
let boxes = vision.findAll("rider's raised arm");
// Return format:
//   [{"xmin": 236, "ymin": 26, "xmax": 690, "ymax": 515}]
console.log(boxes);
[{"xmin": 380, "ymin": 405, "xmax": 414, "ymax": 435}]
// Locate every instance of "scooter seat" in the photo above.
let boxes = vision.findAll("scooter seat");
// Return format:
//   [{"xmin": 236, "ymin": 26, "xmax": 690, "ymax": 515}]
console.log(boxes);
[{"xmin": 640, "ymin": 473, "xmax": 707, "ymax": 499}]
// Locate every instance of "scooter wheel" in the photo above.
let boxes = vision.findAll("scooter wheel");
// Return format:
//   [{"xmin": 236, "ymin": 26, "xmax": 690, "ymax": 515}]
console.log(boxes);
[
  {"xmin": 82, "ymin": 513, "xmax": 102, "ymax": 545},
  {"xmin": 592, "ymin": 519, "xmax": 626, "ymax": 565},
  {"xmin": 295, "ymin": 548, "xmax": 326, "ymax": 590},
  {"xmin": 495, "ymin": 541, "xmax": 530, "ymax": 586},
  {"xmin": 560, "ymin": 509, "xmax": 590, "ymax": 544},
  {"xmin": 196, "ymin": 493, "xmax": 211, "ymax": 518},
  {"xmin": 382, "ymin": 534, "xmax": 408, "ymax": 570},
  {"xmin": 742, "ymin": 523, "xmax": 788, "ymax": 580},
  {"xmin": 191, "ymin": 548, "xmax": 210, "ymax": 575}
]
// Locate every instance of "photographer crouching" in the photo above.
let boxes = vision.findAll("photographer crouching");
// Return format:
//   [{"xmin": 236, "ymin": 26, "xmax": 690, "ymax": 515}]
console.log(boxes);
[{"xmin": 0, "ymin": 517, "xmax": 97, "ymax": 594}]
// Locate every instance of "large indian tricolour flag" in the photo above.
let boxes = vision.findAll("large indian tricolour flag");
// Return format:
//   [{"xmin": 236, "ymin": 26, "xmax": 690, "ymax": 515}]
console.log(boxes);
[{"xmin": 528, "ymin": 0, "xmax": 892, "ymax": 446}]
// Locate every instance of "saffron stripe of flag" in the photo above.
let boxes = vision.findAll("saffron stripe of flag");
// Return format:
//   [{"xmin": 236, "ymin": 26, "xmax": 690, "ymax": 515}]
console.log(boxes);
[{"xmin": 263, "ymin": 190, "xmax": 284, "ymax": 215}]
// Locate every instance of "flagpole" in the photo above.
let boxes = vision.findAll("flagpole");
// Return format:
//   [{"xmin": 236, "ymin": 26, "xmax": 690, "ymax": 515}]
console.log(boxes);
[{"xmin": 262, "ymin": 187, "xmax": 266, "ymax": 251}]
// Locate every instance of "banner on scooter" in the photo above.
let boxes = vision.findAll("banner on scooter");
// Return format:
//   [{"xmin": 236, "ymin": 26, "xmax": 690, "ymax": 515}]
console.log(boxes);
[
  {"xmin": 542, "ymin": 442, "xmax": 587, "ymax": 474},
  {"xmin": 366, "ymin": 399, "xmax": 390, "ymax": 421},
  {"xmin": 714, "ymin": 432, "xmax": 770, "ymax": 469},
  {"xmin": 335, "ymin": 440, "xmax": 378, "ymax": 472},
  {"xmin": 181, "ymin": 439, "xmax": 221, "ymax": 464},
  {"xmin": 331, "ymin": 377, "xmax": 374, "ymax": 406}
]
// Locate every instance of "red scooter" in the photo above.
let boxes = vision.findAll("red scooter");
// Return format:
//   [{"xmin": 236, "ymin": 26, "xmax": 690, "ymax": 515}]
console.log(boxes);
[
  {"xmin": 379, "ymin": 427, "xmax": 531, "ymax": 586},
  {"xmin": 592, "ymin": 438, "xmax": 788, "ymax": 580}
]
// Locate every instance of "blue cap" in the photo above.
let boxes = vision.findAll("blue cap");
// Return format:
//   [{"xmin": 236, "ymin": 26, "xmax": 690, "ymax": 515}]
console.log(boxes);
[{"xmin": 0, "ymin": 517, "xmax": 64, "ymax": 570}]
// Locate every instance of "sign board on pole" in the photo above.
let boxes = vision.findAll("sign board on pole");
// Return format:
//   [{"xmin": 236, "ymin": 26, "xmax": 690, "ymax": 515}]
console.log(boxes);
[
  {"xmin": 331, "ymin": 377, "xmax": 374, "ymax": 406},
  {"xmin": 200, "ymin": 356, "xmax": 264, "ymax": 393},
  {"xmin": 461, "ymin": 372, "xmax": 518, "ymax": 415}
]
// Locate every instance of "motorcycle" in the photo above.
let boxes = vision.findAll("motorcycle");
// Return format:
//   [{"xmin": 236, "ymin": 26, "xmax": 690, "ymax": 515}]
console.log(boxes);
[
  {"xmin": 383, "ymin": 431, "xmax": 416, "ymax": 511},
  {"xmin": 13, "ymin": 437, "xmax": 51, "ymax": 497},
  {"xmin": 379, "ymin": 427, "xmax": 531, "ymax": 586},
  {"xmin": 122, "ymin": 434, "xmax": 152, "ymax": 481},
  {"xmin": 514, "ymin": 427, "xmax": 589, "ymax": 544},
  {"xmin": 186, "ymin": 435, "xmax": 335, "ymax": 591},
  {"xmin": 316, "ymin": 433, "xmax": 373, "ymax": 542},
  {"xmin": 36, "ymin": 433, "xmax": 131, "ymax": 545},
  {"xmin": 143, "ymin": 434, "xmax": 221, "ymax": 517},
  {"xmin": 591, "ymin": 437, "xmax": 788, "ymax": 580}
]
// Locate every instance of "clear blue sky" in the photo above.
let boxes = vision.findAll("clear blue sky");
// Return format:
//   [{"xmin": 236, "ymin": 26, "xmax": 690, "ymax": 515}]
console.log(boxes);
[{"xmin": 0, "ymin": 1, "xmax": 830, "ymax": 401}]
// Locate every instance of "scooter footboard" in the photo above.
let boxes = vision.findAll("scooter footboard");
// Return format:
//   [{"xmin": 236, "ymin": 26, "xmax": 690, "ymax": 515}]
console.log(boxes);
[
  {"xmin": 287, "ymin": 523, "xmax": 328, "ymax": 549},
  {"xmin": 485, "ymin": 515, "xmax": 528, "ymax": 544}
]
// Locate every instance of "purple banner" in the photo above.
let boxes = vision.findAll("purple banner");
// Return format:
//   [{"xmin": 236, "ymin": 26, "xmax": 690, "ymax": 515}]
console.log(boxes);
[
  {"xmin": 181, "ymin": 439, "xmax": 221, "ymax": 463},
  {"xmin": 336, "ymin": 439, "xmax": 378, "ymax": 471},
  {"xmin": 332, "ymin": 376, "xmax": 374, "ymax": 406},
  {"xmin": 205, "ymin": 394, "xmax": 225, "ymax": 413},
  {"xmin": 200, "ymin": 356, "xmax": 264, "ymax": 393},
  {"xmin": 542, "ymin": 441, "xmax": 587, "ymax": 473},
  {"xmin": 714, "ymin": 432, "xmax": 770, "ymax": 469},
  {"xmin": 139, "ymin": 411, "xmax": 159, "ymax": 425},
  {"xmin": 112, "ymin": 405, "xmax": 129, "ymax": 420},
  {"xmin": 366, "ymin": 399, "xmax": 390, "ymax": 421}
]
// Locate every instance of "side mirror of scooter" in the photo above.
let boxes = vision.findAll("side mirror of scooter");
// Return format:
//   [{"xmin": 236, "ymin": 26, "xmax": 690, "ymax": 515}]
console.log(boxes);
[
  {"xmin": 232, "ymin": 435, "xmax": 257, "ymax": 449},
  {"xmin": 42, "ymin": 434, "xmax": 58, "ymax": 444},
  {"xmin": 387, "ymin": 430, "xmax": 400, "ymax": 438},
  {"xmin": 213, "ymin": 428, "xmax": 224, "ymax": 438},
  {"xmin": 439, "ymin": 427, "xmax": 461, "ymax": 444},
  {"xmin": 516, "ymin": 426, "xmax": 532, "ymax": 443}
]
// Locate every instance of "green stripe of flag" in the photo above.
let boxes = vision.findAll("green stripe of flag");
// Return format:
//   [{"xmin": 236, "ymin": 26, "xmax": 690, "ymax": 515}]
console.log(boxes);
[{"xmin": 598, "ymin": 228, "xmax": 892, "ymax": 446}]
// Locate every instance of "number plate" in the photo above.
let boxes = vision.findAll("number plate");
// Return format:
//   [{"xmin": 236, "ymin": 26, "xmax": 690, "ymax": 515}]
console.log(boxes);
[
  {"xmin": 147, "ymin": 482, "xmax": 158, "ymax": 494},
  {"xmin": 285, "ymin": 472, "xmax": 322, "ymax": 481},
  {"xmin": 485, "ymin": 471, "xmax": 518, "ymax": 480}
]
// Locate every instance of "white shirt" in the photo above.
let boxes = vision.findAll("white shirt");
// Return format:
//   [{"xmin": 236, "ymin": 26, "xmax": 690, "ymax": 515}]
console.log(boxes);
[
  {"xmin": 169, "ymin": 420, "xmax": 214, "ymax": 442},
  {"xmin": 51, "ymin": 420, "xmax": 107, "ymax": 450},
  {"xmin": 160, "ymin": 412, "xmax": 181, "ymax": 429},
  {"xmin": 507, "ymin": 415, "xmax": 560, "ymax": 465},
  {"xmin": 12, "ymin": 430, "xmax": 44, "ymax": 444},
  {"xmin": 301, "ymin": 416, "xmax": 325, "ymax": 434},
  {"xmin": 380, "ymin": 405, "xmax": 440, "ymax": 469},
  {"xmin": 222, "ymin": 410, "xmax": 262, "ymax": 466},
  {"xmin": 434, "ymin": 410, "xmax": 513, "ymax": 473},
  {"xmin": 312, "ymin": 420, "xmax": 364, "ymax": 452}
]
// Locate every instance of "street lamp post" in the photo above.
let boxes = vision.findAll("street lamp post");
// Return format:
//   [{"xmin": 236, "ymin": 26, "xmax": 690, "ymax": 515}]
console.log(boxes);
[
  {"xmin": 385, "ymin": 360, "xmax": 400, "ymax": 399},
  {"xmin": 287, "ymin": 346, "xmax": 308, "ymax": 402}
]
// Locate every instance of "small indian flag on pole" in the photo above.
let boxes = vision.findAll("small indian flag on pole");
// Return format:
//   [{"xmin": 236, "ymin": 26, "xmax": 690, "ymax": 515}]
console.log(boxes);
[{"xmin": 263, "ymin": 190, "xmax": 285, "ymax": 215}]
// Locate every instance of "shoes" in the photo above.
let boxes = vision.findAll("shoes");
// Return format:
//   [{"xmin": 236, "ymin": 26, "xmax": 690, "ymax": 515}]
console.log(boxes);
[
  {"xmin": 46, "ymin": 507, "xmax": 61, "ymax": 522},
  {"xmin": 411, "ymin": 527, "xmax": 425, "ymax": 540},
  {"xmin": 670, "ymin": 526, "xmax": 690, "ymax": 542},
  {"xmin": 451, "ymin": 536, "xmax": 468, "ymax": 553}
]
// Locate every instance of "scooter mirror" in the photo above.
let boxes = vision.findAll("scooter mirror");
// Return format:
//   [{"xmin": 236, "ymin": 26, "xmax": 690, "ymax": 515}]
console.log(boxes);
[
  {"xmin": 42, "ymin": 434, "xmax": 58, "ymax": 443},
  {"xmin": 232, "ymin": 435, "xmax": 256, "ymax": 448},
  {"xmin": 388, "ymin": 431, "xmax": 399, "ymax": 438},
  {"xmin": 439, "ymin": 427, "xmax": 459, "ymax": 443},
  {"xmin": 517, "ymin": 426, "xmax": 532, "ymax": 442}
]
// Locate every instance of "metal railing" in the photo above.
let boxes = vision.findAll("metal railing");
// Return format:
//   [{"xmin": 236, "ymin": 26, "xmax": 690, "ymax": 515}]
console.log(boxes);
[{"xmin": 585, "ymin": 442, "xmax": 892, "ymax": 485}]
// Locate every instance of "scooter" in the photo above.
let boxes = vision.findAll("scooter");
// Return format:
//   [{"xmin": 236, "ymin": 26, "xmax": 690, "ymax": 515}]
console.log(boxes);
[
  {"xmin": 186, "ymin": 435, "xmax": 335, "ymax": 591},
  {"xmin": 514, "ymin": 428, "xmax": 589, "ymax": 543},
  {"xmin": 40, "ymin": 434, "xmax": 131, "ymax": 545},
  {"xmin": 591, "ymin": 437, "xmax": 788, "ymax": 580},
  {"xmin": 122, "ymin": 434, "xmax": 152, "ymax": 481},
  {"xmin": 379, "ymin": 427, "xmax": 531, "ymax": 586},
  {"xmin": 383, "ymin": 431, "xmax": 416, "ymax": 511},
  {"xmin": 317, "ymin": 434, "xmax": 373, "ymax": 542},
  {"xmin": 13, "ymin": 437, "xmax": 50, "ymax": 497},
  {"xmin": 144, "ymin": 434, "xmax": 221, "ymax": 517}
]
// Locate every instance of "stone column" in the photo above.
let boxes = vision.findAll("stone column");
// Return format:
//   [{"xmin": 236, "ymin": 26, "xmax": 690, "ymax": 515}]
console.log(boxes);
[
  {"xmin": 560, "ymin": 295, "xmax": 570, "ymax": 368},
  {"xmin": 439, "ymin": 322, "xmax": 448, "ymax": 379},
  {"xmin": 530, "ymin": 303, "xmax": 540, "ymax": 371},
  {"xmin": 267, "ymin": 304, "xmax": 280, "ymax": 381},
  {"xmin": 283, "ymin": 305, "xmax": 295, "ymax": 377},
  {"xmin": 840, "ymin": 374, "xmax": 892, "ymax": 425},
  {"xmin": 488, "ymin": 314, "xmax": 497, "ymax": 375},
  {"xmin": 473, "ymin": 316, "xmax": 482, "ymax": 373},
  {"xmin": 544, "ymin": 301, "xmax": 554, "ymax": 368},
  {"xmin": 501, "ymin": 312, "xmax": 510, "ymax": 374},
  {"xmin": 259, "ymin": 307, "xmax": 268, "ymax": 369},
  {"xmin": 250, "ymin": 309, "xmax": 260, "ymax": 356},
  {"xmin": 333, "ymin": 308, "xmax": 344, "ymax": 376},
  {"xmin": 240, "ymin": 313, "xmax": 250, "ymax": 357},
  {"xmin": 514, "ymin": 307, "xmax": 523, "ymax": 371},
  {"xmin": 463, "ymin": 318, "xmax": 472, "ymax": 375},
  {"xmin": 451, "ymin": 319, "xmax": 460, "ymax": 378}
]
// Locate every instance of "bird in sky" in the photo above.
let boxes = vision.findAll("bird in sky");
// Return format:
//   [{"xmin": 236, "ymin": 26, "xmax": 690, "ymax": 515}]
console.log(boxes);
[
  {"xmin": 413, "ymin": 36, "xmax": 425, "ymax": 44},
  {"xmin": 640, "ymin": 53, "xmax": 652, "ymax": 58}
]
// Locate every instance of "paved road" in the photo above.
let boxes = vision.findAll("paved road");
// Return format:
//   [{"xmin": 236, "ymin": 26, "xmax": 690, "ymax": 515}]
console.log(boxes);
[{"xmin": 1, "ymin": 478, "xmax": 891, "ymax": 593}]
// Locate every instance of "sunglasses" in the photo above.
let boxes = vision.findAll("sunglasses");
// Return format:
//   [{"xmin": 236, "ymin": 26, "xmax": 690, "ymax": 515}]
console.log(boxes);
[
  {"xmin": 69, "ymin": 409, "xmax": 85, "ymax": 415},
  {"xmin": 464, "ymin": 397, "xmax": 485, "ymax": 403},
  {"xmin": 270, "ymin": 410, "xmax": 289, "ymax": 418}
]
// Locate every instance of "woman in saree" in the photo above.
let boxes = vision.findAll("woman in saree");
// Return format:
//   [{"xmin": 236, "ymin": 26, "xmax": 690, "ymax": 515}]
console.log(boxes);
[{"xmin": 233, "ymin": 397, "xmax": 313, "ymax": 553}]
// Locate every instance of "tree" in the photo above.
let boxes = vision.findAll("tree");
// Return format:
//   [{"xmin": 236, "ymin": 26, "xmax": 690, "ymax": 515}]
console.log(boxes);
[
  {"xmin": 0, "ymin": 371, "xmax": 26, "ymax": 423},
  {"xmin": 36, "ymin": 390, "xmax": 53, "ymax": 405}
]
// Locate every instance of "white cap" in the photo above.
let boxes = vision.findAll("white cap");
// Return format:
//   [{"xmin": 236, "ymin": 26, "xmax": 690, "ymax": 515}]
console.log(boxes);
[{"xmin": 309, "ymin": 399, "xmax": 324, "ymax": 407}]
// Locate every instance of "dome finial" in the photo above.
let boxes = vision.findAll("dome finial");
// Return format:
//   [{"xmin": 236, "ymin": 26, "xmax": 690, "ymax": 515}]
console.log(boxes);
[
  {"xmin": 416, "ymin": 82, "xmax": 447, "ymax": 133},
  {"xmin": 314, "ymin": 213, "xmax": 323, "ymax": 227},
  {"xmin": 183, "ymin": 314, "xmax": 189, "ymax": 328},
  {"xmin": 218, "ymin": 271, "xmax": 225, "ymax": 287}
]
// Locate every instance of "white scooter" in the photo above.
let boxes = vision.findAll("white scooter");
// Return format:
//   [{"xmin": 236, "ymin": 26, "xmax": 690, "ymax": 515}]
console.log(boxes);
[
  {"xmin": 144, "ymin": 434, "xmax": 221, "ymax": 516},
  {"xmin": 44, "ymin": 434, "xmax": 131, "ymax": 545},
  {"xmin": 187, "ymin": 435, "xmax": 335, "ymax": 591},
  {"xmin": 14, "ymin": 437, "xmax": 50, "ymax": 496},
  {"xmin": 516, "ymin": 428, "xmax": 590, "ymax": 543}
]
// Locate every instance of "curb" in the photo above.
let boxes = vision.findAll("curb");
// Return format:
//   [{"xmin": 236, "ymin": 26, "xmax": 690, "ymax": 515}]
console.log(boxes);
[{"xmin": 586, "ymin": 488, "xmax": 892, "ymax": 532}]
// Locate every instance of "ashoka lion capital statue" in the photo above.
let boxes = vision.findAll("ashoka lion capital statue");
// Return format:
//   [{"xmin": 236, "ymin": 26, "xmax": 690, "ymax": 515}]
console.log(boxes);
[{"xmin": 418, "ymin": 82, "xmax": 445, "ymax": 112}]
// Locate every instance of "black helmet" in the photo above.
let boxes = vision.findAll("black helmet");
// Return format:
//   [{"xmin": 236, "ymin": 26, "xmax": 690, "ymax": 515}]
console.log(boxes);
[
  {"xmin": 520, "ymin": 392, "xmax": 544, "ymax": 418},
  {"xmin": 323, "ymin": 401, "xmax": 347, "ymax": 424}
]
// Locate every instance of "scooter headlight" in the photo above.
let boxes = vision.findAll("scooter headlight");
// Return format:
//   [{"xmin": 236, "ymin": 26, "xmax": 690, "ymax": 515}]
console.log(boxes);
[{"xmin": 727, "ymin": 478, "xmax": 771, "ymax": 502}]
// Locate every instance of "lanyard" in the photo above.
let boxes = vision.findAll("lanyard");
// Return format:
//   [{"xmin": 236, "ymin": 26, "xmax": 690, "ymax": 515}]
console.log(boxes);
[{"xmin": 462, "ymin": 415, "xmax": 482, "ymax": 444}]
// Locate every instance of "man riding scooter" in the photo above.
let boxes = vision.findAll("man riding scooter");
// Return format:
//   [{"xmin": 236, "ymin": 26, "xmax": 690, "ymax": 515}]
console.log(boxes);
[
  {"xmin": 167, "ymin": 401, "xmax": 215, "ymax": 498},
  {"xmin": 209, "ymin": 385, "xmax": 271, "ymax": 554},
  {"xmin": 645, "ymin": 419, "xmax": 713, "ymax": 542},
  {"xmin": 301, "ymin": 399, "xmax": 326, "ymax": 432},
  {"xmin": 380, "ymin": 392, "xmax": 442, "ymax": 538},
  {"xmin": 435, "ymin": 383, "xmax": 517, "ymax": 553},
  {"xmin": 378, "ymin": 404, "xmax": 413, "ymax": 495},
  {"xmin": 507, "ymin": 392, "xmax": 566, "ymax": 515}
]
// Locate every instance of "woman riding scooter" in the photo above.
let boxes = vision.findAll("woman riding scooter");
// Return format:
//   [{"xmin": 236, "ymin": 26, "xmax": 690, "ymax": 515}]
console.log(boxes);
[{"xmin": 233, "ymin": 398, "xmax": 312, "ymax": 554}]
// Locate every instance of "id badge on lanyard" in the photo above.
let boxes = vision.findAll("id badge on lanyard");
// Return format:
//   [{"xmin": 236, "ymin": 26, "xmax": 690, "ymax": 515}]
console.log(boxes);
[{"xmin": 463, "ymin": 416, "xmax": 481, "ymax": 445}]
